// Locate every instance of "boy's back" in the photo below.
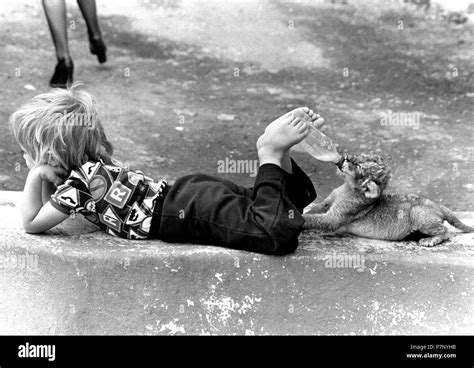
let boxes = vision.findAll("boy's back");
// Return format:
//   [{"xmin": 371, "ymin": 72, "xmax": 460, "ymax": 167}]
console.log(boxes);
[{"xmin": 50, "ymin": 160, "xmax": 167, "ymax": 239}]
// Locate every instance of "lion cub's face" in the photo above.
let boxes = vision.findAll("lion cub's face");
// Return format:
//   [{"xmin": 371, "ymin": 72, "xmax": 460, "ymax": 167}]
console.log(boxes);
[
  {"xmin": 337, "ymin": 153, "xmax": 391, "ymax": 199},
  {"xmin": 337, "ymin": 159, "xmax": 357, "ymax": 178}
]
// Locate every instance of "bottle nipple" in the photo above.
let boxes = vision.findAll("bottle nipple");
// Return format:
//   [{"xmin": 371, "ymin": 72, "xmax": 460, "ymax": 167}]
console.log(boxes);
[{"xmin": 335, "ymin": 155, "xmax": 347, "ymax": 170}]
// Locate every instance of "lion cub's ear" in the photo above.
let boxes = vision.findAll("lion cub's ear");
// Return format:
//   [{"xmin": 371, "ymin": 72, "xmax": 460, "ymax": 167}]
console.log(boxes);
[{"xmin": 364, "ymin": 180, "xmax": 380, "ymax": 199}]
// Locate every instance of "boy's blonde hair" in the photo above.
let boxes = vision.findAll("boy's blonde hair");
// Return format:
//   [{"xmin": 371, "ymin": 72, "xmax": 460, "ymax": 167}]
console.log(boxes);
[{"xmin": 9, "ymin": 83, "xmax": 113, "ymax": 171}]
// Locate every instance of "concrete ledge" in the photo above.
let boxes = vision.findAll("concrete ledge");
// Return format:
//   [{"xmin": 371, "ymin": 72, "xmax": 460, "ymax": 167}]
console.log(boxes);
[{"xmin": 1, "ymin": 191, "xmax": 473, "ymax": 335}]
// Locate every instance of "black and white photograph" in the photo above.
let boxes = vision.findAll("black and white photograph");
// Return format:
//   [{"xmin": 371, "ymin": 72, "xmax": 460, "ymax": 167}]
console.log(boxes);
[{"xmin": 0, "ymin": 0, "xmax": 473, "ymax": 364}]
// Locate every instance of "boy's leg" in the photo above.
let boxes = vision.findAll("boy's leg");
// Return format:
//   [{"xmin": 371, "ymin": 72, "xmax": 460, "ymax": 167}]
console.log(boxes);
[
  {"xmin": 155, "ymin": 112, "xmax": 311, "ymax": 255},
  {"xmin": 258, "ymin": 107, "xmax": 318, "ymax": 212},
  {"xmin": 209, "ymin": 157, "xmax": 316, "ymax": 213},
  {"xmin": 218, "ymin": 108, "xmax": 318, "ymax": 206},
  {"xmin": 283, "ymin": 158, "xmax": 317, "ymax": 212},
  {"xmin": 156, "ymin": 166, "xmax": 304, "ymax": 255},
  {"xmin": 213, "ymin": 107, "xmax": 320, "ymax": 208}
]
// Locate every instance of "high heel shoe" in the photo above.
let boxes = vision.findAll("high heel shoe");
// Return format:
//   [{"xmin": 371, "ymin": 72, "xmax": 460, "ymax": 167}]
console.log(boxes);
[
  {"xmin": 49, "ymin": 58, "xmax": 74, "ymax": 88},
  {"xmin": 89, "ymin": 37, "xmax": 107, "ymax": 64}
]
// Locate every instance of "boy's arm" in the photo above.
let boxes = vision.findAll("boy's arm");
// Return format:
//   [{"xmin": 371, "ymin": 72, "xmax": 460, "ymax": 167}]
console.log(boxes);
[
  {"xmin": 21, "ymin": 166, "xmax": 69, "ymax": 234},
  {"xmin": 42, "ymin": 181, "xmax": 57, "ymax": 205}
]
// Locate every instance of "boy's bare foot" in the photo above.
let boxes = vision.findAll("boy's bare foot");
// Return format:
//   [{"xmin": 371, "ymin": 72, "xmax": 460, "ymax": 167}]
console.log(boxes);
[
  {"xmin": 257, "ymin": 114, "xmax": 309, "ymax": 168},
  {"xmin": 264, "ymin": 107, "xmax": 310, "ymax": 133},
  {"xmin": 261, "ymin": 107, "xmax": 313, "ymax": 173},
  {"xmin": 307, "ymin": 109, "xmax": 325, "ymax": 129},
  {"xmin": 265, "ymin": 107, "xmax": 324, "ymax": 132},
  {"xmin": 290, "ymin": 108, "xmax": 326, "ymax": 153}
]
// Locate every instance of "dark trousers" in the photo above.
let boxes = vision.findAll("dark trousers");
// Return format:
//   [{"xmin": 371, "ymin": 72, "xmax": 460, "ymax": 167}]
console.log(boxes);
[{"xmin": 149, "ymin": 159, "xmax": 316, "ymax": 255}]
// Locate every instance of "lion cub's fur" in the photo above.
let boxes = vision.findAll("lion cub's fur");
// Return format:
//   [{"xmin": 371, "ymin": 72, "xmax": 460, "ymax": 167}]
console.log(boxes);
[{"xmin": 303, "ymin": 153, "xmax": 473, "ymax": 247}]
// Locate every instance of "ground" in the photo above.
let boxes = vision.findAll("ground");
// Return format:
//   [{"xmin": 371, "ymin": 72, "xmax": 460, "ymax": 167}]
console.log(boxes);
[{"xmin": 0, "ymin": 0, "xmax": 473, "ymax": 210}]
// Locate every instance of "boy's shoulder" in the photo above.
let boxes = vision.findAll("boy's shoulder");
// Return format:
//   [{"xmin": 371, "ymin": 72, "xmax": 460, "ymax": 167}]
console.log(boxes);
[
  {"xmin": 73, "ymin": 160, "xmax": 161, "ymax": 189},
  {"xmin": 74, "ymin": 160, "xmax": 125, "ymax": 183},
  {"xmin": 53, "ymin": 160, "xmax": 137, "ymax": 214}
]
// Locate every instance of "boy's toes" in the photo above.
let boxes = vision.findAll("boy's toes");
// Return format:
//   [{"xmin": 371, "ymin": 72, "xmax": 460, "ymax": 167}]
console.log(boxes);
[
  {"xmin": 300, "ymin": 125, "xmax": 310, "ymax": 137},
  {"xmin": 314, "ymin": 115, "xmax": 324, "ymax": 123},
  {"xmin": 291, "ymin": 108, "xmax": 308, "ymax": 121},
  {"xmin": 298, "ymin": 122, "xmax": 308, "ymax": 133},
  {"xmin": 294, "ymin": 119, "xmax": 304, "ymax": 128},
  {"xmin": 283, "ymin": 113, "xmax": 295, "ymax": 126},
  {"xmin": 290, "ymin": 116, "xmax": 301, "ymax": 126},
  {"xmin": 313, "ymin": 117, "xmax": 325, "ymax": 128}
]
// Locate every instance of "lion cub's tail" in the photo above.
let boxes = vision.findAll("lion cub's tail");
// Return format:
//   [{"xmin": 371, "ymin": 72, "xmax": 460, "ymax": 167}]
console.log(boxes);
[{"xmin": 441, "ymin": 206, "xmax": 474, "ymax": 233}]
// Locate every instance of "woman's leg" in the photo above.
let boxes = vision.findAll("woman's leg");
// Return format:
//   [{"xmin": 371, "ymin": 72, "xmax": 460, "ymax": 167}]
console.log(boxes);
[
  {"xmin": 76, "ymin": 0, "xmax": 102, "ymax": 40},
  {"xmin": 77, "ymin": 0, "xmax": 107, "ymax": 63},
  {"xmin": 42, "ymin": 0, "xmax": 74, "ymax": 87},
  {"xmin": 42, "ymin": 0, "xmax": 71, "ymax": 61}
]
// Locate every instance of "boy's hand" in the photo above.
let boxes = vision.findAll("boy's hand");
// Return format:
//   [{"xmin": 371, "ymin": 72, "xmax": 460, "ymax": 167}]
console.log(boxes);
[{"xmin": 32, "ymin": 165, "xmax": 68, "ymax": 186}]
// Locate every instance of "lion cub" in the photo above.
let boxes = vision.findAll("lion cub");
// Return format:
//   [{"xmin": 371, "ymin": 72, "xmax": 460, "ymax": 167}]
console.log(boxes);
[{"xmin": 303, "ymin": 153, "xmax": 473, "ymax": 247}]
